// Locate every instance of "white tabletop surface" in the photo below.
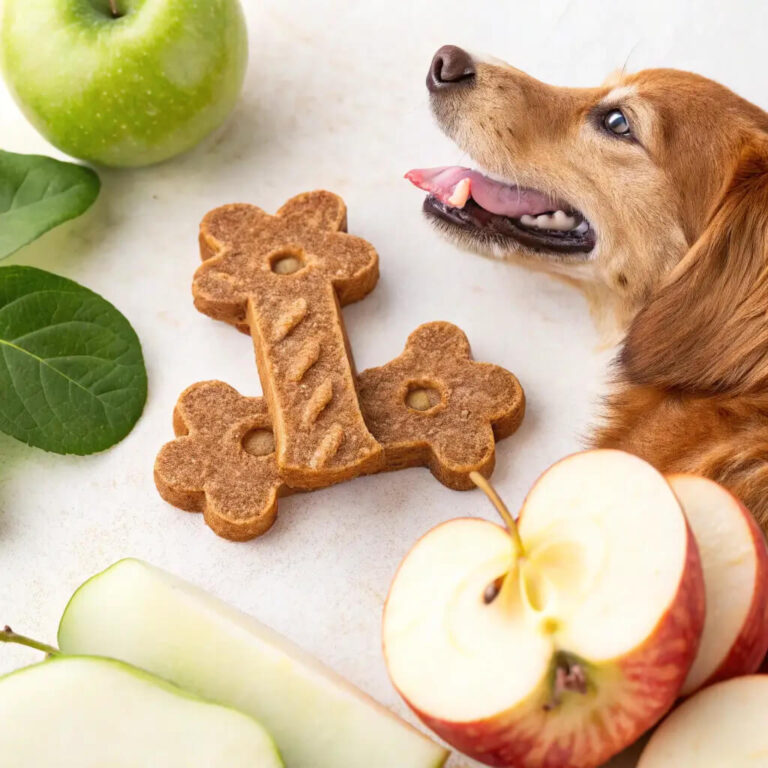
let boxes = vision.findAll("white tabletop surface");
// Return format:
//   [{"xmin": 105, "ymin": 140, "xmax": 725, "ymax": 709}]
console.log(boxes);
[{"xmin": 2, "ymin": 1, "xmax": 765, "ymax": 766}]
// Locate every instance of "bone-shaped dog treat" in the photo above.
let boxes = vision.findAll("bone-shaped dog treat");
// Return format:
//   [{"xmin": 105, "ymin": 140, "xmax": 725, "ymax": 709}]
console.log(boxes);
[
  {"xmin": 194, "ymin": 191, "xmax": 383, "ymax": 489},
  {"xmin": 357, "ymin": 322, "xmax": 525, "ymax": 489},
  {"xmin": 154, "ymin": 323, "xmax": 525, "ymax": 540}
]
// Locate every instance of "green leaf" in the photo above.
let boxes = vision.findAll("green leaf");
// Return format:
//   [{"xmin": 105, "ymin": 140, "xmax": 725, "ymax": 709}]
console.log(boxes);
[
  {"xmin": 0, "ymin": 150, "xmax": 100, "ymax": 260},
  {"xmin": 0, "ymin": 266, "xmax": 147, "ymax": 454}
]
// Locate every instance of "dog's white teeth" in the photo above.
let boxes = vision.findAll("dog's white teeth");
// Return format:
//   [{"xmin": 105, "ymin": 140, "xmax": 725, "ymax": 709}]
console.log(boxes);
[
  {"xmin": 520, "ymin": 210, "xmax": 578, "ymax": 231},
  {"xmin": 447, "ymin": 178, "xmax": 471, "ymax": 208},
  {"xmin": 549, "ymin": 210, "xmax": 579, "ymax": 230},
  {"xmin": 574, "ymin": 219, "xmax": 589, "ymax": 234},
  {"xmin": 520, "ymin": 213, "xmax": 557, "ymax": 229}
]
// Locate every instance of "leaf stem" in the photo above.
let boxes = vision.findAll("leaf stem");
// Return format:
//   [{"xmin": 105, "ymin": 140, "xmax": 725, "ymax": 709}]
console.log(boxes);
[{"xmin": 0, "ymin": 625, "xmax": 59, "ymax": 656}]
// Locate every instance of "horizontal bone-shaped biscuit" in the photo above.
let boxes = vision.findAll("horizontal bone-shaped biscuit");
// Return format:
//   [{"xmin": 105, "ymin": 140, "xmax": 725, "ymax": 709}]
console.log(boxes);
[
  {"xmin": 155, "ymin": 323, "xmax": 524, "ymax": 541},
  {"xmin": 194, "ymin": 191, "xmax": 383, "ymax": 489}
]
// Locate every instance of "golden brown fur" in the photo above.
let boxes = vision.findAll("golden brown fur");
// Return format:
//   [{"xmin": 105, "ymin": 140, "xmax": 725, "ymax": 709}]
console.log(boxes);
[
  {"xmin": 596, "ymin": 140, "xmax": 768, "ymax": 532},
  {"xmin": 430, "ymin": 55, "xmax": 768, "ymax": 534}
]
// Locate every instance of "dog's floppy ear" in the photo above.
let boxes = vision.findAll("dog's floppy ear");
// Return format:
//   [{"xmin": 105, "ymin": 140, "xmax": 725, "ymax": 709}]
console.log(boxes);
[{"xmin": 621, "ymin": 139, "xmax": 768, "ymax": 394}]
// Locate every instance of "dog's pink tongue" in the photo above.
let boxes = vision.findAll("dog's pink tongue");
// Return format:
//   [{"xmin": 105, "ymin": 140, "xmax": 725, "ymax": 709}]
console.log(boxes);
[{"xmin": 405, "ymin": 166, "xmax": 556, "ymax": 218}]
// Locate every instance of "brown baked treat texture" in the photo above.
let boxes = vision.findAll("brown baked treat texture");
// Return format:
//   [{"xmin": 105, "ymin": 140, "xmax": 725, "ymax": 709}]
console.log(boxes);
[
  {"xmin": 154, "ymin": 381, "xmax": 291, "ymax": 541},
  {"xmin": 358, "ymin": 322, "xmax": 525, "ymax": 489},
  {"xmin": 193, "ymin": 191, "xmax": 383, "ymax": 490},
  {"xmin": 155, "ymin": 324, "xmax": 524, "ymax": 540}
]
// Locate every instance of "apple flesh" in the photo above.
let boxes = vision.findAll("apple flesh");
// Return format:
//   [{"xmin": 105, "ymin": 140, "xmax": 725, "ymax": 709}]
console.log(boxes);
[
  {"xmin": 668, "ymin": 474, "xmax": 768, "ymax": 696},
  {"xmin": 0, "ymin": 655, "xmax": 282, "ymax": 767},
  {"xmin": 58, "ymin": 558, "xmax": 448, "ymax": 768},
  {"xmin": 1, "ymin": 0, "xmax": 248, "ymax": 166},
  {"xmin": 383, "ymin": 450, "xmax": 705, "ymax": 768},
  {"xmin": 638, "ymin": 675, "xmax": 768, "ymax": 766}
]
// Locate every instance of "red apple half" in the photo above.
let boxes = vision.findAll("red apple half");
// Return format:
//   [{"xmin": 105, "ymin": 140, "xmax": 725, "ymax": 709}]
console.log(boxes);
[
  {"xmin": 383, "ymin": 450, "xmax": 705, "ymax": 768},
  {"xmin": 668, "ymin": 473, "xmax": 768, "ymax": 696},
  {"xmin": 638, "ymin": 675, "xmax": 768, "ymax": 766}
]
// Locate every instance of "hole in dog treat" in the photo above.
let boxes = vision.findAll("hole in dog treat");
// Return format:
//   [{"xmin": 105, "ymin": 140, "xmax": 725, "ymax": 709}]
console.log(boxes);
[
  {"xmin": 270, "ymin": 250, "xmax": 305, "ymax": 275},
  {"xmin": 405, "ymin": 384, "xmax": 442, "ymax": 412},
  {"xmin": 242, "ymin": 428, "xmax": 275, "ymax": 456}
]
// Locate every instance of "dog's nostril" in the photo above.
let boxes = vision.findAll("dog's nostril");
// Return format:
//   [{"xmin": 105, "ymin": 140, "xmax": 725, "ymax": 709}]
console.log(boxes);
[{"xmin": 427, "ymin": 45, "xmax": 476, "ymax": 93}]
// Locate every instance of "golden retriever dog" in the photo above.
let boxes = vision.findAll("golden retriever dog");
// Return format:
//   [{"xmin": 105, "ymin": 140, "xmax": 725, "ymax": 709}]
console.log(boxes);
[{"xmin": 408, "ymin": 45, "xmax": 768, "ymax": 534}]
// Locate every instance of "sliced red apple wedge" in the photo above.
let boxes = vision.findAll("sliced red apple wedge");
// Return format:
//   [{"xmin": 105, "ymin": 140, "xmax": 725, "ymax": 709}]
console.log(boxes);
[
  {"xmin": 668, "ymin": 474, "xmax": 768, "ymax": 696},
  {"xmin": 383, "ymin": 450, "xmax": 705, "ymax": 768},
  {"xmin": 638, "ymin": 675, "xmax": 768, "ymax": 766}
]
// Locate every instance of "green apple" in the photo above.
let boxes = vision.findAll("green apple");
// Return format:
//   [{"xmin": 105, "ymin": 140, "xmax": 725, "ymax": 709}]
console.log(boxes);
[
  {"xmin": 0, "ymin": 0, "xmax": 248, "ymax": 167},
  {"xmin": 0, "ymin": 655, "xmax": 283, "ymax": 767},
  {"xmin": 58, "ymin": 559, "xmax": 449, "ymax": 768}
]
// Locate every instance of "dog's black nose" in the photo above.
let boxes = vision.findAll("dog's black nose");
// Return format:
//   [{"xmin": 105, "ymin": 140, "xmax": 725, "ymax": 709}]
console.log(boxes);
[{"xmin": 427, "ymin": 45, "xmax": 476, "ymax": 92}]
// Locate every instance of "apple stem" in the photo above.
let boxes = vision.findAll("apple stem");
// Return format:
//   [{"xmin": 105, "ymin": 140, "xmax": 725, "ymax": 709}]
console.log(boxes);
[
  {"xmin": 469, "ymin": 471, "xmax": 526, "ymax": 558},
  {"xmin": 108, "ymin": 0, "xmax": 121, "ymax": 18},
  {"xmin": 0, "ymin": 625, "xmax": 59, "ymax": 657}
]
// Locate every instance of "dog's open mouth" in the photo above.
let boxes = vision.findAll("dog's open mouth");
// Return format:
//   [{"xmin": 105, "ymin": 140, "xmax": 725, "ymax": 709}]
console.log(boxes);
[{"xmin": 406, "ymin": 166, "xmax": 596, "ymax": 255}]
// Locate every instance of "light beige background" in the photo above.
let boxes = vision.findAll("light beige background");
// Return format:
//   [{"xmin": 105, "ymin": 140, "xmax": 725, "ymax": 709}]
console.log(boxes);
[{"xmin": 3, "ymin": 1, "xmax": 765, "ymax": 766}]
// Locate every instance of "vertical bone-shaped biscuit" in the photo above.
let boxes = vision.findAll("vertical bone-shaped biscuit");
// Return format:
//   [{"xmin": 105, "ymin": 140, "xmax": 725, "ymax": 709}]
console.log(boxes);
[{"xmin": 194, "ymin": 192, "xmax": 384, "ymax": 489}]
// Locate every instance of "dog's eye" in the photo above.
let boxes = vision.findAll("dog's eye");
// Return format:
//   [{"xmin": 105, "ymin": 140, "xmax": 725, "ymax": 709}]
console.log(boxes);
[{"xmin": 603, "ymin": 108, "xmax": 631, "ymax": 136}]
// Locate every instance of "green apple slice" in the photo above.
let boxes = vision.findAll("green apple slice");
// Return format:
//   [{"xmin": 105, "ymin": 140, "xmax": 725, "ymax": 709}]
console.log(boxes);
[
  {"xmin": 0, "ymin": 655, "xmax": 282, "ymax": 767},
  {"xmin": 58, "ymin": 558, "xmax": 449, "ymax": 768}
]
